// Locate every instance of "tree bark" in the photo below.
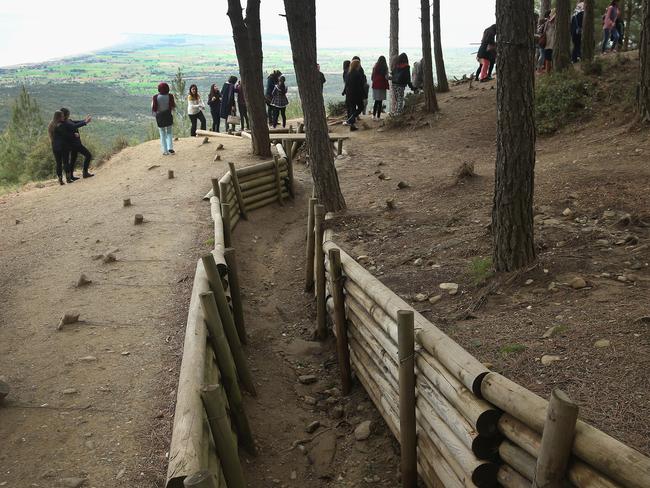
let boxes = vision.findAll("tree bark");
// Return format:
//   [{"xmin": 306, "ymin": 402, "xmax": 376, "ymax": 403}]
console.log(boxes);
[
  {"xmin": 432, "ymin": 0, "xmax": 449, "ymax": 93},
  {"xmin": 390, "ymin": 0, "xmax": 399, "ymax": 62},
  {"xmin": 624, "ymin": 0, "xmax": 634, "ymax": 50},
  {"xmin": 227, "ymin": 0, "xmax": 272, "ymax": 157},
  {"xmin": 638, "ymin": 0, "xmax": 650, "ymax": 122},
  {"xmin": 421, "ymin": 0, "xmax": 439, "ymax": 112},
  {"xmin": 283, "ymin": 0, "xmax": 346, "ymax": 212},
  {"xmin": 492, "ymin": 0, "xmax": 536, "ymax": 272},
  {"xmin": 582, "ymin": 0, "xmax": 595, "ymax": 63},
  {"xmin": 540, "ymin": 0, "xmax": 551, "ymax": 16},
  {"xmin": 554, "ymin": 0, "xmax": 572, "ymax": 71}
]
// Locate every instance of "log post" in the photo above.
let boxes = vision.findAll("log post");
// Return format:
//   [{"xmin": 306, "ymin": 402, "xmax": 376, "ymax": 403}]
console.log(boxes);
[
  {"xmin": 183, "ymin": 470, "xmax": 219, "ymax": 488},
  {"xmin": 314, "ymin": 204, "xmax": 327, "ymax": 340},
  {"xmin": 219, "ymin": 181, "xmax": 230, "ymax": 205},
  {"xmin": 168, "ymin": 170, "xmax": 175, "ymax": 179},
  {"xmin": 211, "ymin": 178, "xmax": 220, "ymax": 199},
  {"xmin": 224, "ymin": 248, "xmax": 246, "ymax": 345},
  {"xmin": 134, "ymin": 214, "xmax": 144, "ymax": 225},
  {"xmin": 337, "ymin": 139, "xmax": 343, "ymax": 156},
  {"xmin": 200, "ymin": 385, "xmax": 247, "ymax": 488},
  {"xmin": 228, "ymin": 162, "xmax": 248, "ymax": 220},
  {"xmin": 533, "ymin": 389, "xmax": 579, "ymax": 488},
  {"xmin": 122, "ymin": 198, "xmax": 131, "ymax": 207},
  {"xmin": 199, "ymin": 292, "xmax": 255, "ymax": 454},
  {"xmin": 284, "ymin": 142, "xmax": 294, "ymax": 196},
  {"xmin": 220, "ymin": 203, "xmax": 233, "ymax": 247},
  {"xmin": 328, "ymin": 248, "xmax": 352, "ymax": 395},
  {"xmin": 304, "ymin": 198, "xmax": 317, "ymax": 292},
  {"xmin": 398, "ymin": 310, "xmax": 417, "ymax": 488},
  {"xmin": 272, "ymin": 156, "xmax": 284, "ymax": 206},
  {"xmin": 201, "ymin": 254, "xmax": 256, "ymax": 396}
]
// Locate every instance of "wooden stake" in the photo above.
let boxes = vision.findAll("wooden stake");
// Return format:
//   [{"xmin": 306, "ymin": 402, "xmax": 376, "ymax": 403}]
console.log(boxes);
[
  {"xmin": 122, "ymin": 198, "xmax": 131, "ymax": 207},
  {"xmin": 533, "ymin": 389, "xmax": 579, "ymax": 488},
  {"xmin": 272, "ymin": 156, "xmax": 284, "ymax": 206},
  {"xmin": 200, "ymin": 385, "xmax": 247, "ymax": 488},
  {"xmin": 228, "ymin": 162, "xmax": 248, "ymax": 220},
  {"xmin": 201, "ymin": 255, "xmax": 256, "ymax": 396},
  {"xmin": 224, "ymin": 248, "xmax": 246, "ymax": 345},
  {"xmin": 219, "ymin": 181, "xmax": 230, "ymax": 204},
  {"xmin": 199, "ymin": 292, "xmax": 255, "ymax": 454},
  {"xmin": 220, "ymin": 203, "xmax": 233, "ymax": 247},
  {"xmin": 337, "ymin": 139, "xmax": 343, "ymax": 156},
  {"xmin": 314, "ymin": 204, "xmax": 327, "ymax": 340},
  {"xmin": 328, "ymin": 248, "xmax": 352, "ymax": 395},
  {"xmin": 134, "ymin": 214, "xmax": 144, "ymax": 225},
  {"xmin": 183, "ymin": 470, "xmax": 219, "ymax": 488},
  {"xmin": 211, "ymin": 178, "xmax": 220, "ymax": 199},
  {"xmin": 168, "ymin": 170, "xmax": 174, "ymax": 179},
  {"xmin": 305, "ymin": 198, "xmax": 317, "ymax": 292},
  {"xmin": 398, "ymin": 310, "xmax": 417, "ymax": 488}
]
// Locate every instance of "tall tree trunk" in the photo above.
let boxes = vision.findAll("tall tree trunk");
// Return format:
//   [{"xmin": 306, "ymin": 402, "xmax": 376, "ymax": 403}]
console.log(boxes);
[
  {"xmin": 390, "ymin": 0, "xmax": 399, "ymax": 62},
  {"xmin": 638, "ymin": 0, "xmax": 650, "ymax": 122},
  {"xmin": 624, "ymin": 0, "xmax": 634, "ymax": 50},
  {"xmin": 554, "ymin": 0, "xmax": 572, "ymax": 71},
  {"xmin": 492, "ymin": 0, "xmax": 536, "ymax": 272},
  {"xmin": 227, "ymin": 0, "xmax": 272, "ymax": 158},
  {"xmin": 540, "ymin": 0, "xmax": 551, "ymax": 16},
  {"xmin": 432, "ymin": 0, "xmax": 449, "ymax": 93},
  {"xmin": 283, "ymin": 0, "xmax": 346, "ymax": 212},
  {"xmin": 421, "ymin": 0, "xmax": 439, "ymax": 112},
  {"xmin": 583, "ymin": 0, "xmax": 595, "ymax": 62}
]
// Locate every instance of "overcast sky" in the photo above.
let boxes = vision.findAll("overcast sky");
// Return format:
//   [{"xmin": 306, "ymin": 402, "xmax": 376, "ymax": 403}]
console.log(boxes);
[{"xmin": 0, "ymin": 1, "xmax": 496, "ymax": 67}]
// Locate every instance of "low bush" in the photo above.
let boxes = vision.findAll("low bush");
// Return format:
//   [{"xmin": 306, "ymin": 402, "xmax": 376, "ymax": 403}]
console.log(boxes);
[{"xmin": 535, "ymin": 71, "xmax": 592, "ymax": 134}]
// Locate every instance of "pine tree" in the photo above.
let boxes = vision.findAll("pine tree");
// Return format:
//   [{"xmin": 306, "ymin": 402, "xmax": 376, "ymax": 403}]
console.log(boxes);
[{"xmin": 171, "ymin": 68, "xmax": 189, "ymax": 137}]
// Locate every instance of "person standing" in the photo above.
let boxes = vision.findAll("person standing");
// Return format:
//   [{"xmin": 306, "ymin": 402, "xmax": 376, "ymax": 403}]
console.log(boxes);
[
  {"xmin": 543, "ymin": 9, "xmax": 557, "ymax": 73},
  {"xmin": 371, "ymin": 56, "xmax": 390, "ymax": 120},
  {"xmin": 48, "ymin": 111, "xmax": 71, "ymax": 185},
  {"xmin": 602, "ymin": 1, "xmax": 620, "ymax": 53},
  {"xmin": 187, "ymin": 84, "xmax": 206, "ymax": 137},
  {"xmin": 235, "ymin": 81, "xmax": 249, "ymax": 131},
  {"xmin": 536, "ymin": 11, "xmax": 550, "ymax": 72},
  {"xmin": 343, "ymin": 59, "xmax": 365, "ymax": 131},
  {"xmin": 412, "ymin": 58, "xmax": 424, "ymax": 91},
  {"xmin": 317, "ymin": 64, "xmax": 326, "ymax": 93},
  {"xmin": 208, "ymin": 84, "xmax": 221, "ymax": 133},
  {"xmin": 270, "ymin": 76, "xmax": 289, "ymax": 128},
  {"xmin": 61, "ymin": 107, "xmax": 93, "ymax": 178},
  {"xmin": 220, "ymin": 76, "xmax": 238, "ymax": 132},
  {"xmin": 391, "ymin": 53, "xmax": 414, "ymax": 115},
  {"xmin": 351, "ymin": 56, "xmax": 368, "ymax": 115},
  {"xmin": 265, "ymin": 71, "xmax": 281, "ymax": 125},
  {"xmin": 477, "ymin": 24, "xmax": 497, "ymax": 82},
  {"xmin": 571, "ymin": 3, "xmax": 585, "ymax": 63},
  {"xmin": 152, "ymin": 82, "xmax": 176, "ymax": 155}
]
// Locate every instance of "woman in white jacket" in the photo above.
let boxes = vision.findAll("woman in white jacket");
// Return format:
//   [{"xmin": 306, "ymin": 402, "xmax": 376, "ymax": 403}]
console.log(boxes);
[{"xmin": 187, "ymin": 84, "xmax": 206, "ymax": 137}]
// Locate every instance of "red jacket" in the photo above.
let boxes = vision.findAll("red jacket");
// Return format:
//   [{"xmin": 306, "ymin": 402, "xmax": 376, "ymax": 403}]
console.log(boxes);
[{"xmin": 371, "ymin": 66, "xmax": 390, "ymax": 90}]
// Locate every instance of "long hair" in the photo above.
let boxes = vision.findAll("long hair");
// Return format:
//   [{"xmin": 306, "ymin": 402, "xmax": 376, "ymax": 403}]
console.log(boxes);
[
  {"xmin": 209, "ymin": 84, "xmax": 220, "ymax": 99},
  {"xmin": 48, "ymin": 110, "xmax": 64, "ymax": 142},
  {"xmin": 188, "ymin": 84, "xmax": 199, "ymax": 100},
  {"xmin": 349, "ymin": 59, "xmax": 361, "ymax": 72},
  {"xmin": 397, "ymin": 52, "xmax": 409, "ymax": 65},
  {"xmin": 60, "ymin": 107, "xmax": 70, "ymax": 120},
  {"xmin": 343, "ymin": 60, "xmax": 351, "ymax": 72},
  {"xmin": 374, "ymin": 56, "xmax": 388, "ymax": 76},
  {"xmin": 228, "ymin": 75, "xmax": 238, "ymax": 84}
]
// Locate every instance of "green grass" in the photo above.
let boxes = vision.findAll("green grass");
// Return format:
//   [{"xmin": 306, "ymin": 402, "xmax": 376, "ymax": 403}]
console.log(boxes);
[
  {"xmin": 499, "ymin": 344, "xmax": 527, "ymax": 356},
  {"xmin": 205, "ymin": 237, "xmax": 215, "ymax": 247},
  {"xmin": 468, "ymin": 257, "xmax": 493, "ymax": 286}
]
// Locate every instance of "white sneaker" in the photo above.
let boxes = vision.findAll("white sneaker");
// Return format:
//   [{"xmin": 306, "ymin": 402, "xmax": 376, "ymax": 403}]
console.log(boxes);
[
  {"xmin": 163, "ymin": 152, "xmax": 169, "ymax": 156},
  {"xmin": 342, "ymin": 121, "xmax": 350, "ymax": 126}
]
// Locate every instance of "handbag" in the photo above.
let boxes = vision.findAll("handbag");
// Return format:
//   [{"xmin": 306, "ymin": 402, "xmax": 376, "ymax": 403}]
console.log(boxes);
[
  {"xmin": 227, "ymin": 115, "xmax": 241, "ymax": 125},
  {"xmin": 155, "ymin": 109, "xmax": 173, "ymax": 128}
]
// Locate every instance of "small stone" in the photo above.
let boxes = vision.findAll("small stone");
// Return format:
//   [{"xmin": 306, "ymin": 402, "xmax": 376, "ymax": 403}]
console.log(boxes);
[
  {"xmin": 377, "ymin": 172, "xmax": 387, "ymax": 180},
  {"xmin": 413, "ymin": 258, "xmax": 423, "ymax": 266},
  {"xmin": 617, "ymin": 275, "xmax": 628, "ymax": 283},
  {"xmin": 121, "ymin": 351, "xmax": 130, "ymax": 356},
  {"xmin": 414, "ymin": 293, "xmax": 427, "ymax": 302},
  {"xmin": 79, "ymin": 356, "xmax": 97, "ymax": 362},
  {"xmin": 595, "ymin": 239, "xmax": 610, "ymax": 247},
  {"xmin": 542, "ymin": 325, "xmax": 564, "ymax": 338},
  {"xmin": 543, "ymin": 218, "xmax": 561, "ymax": 226},
  {"xmin": 428, "ymin": 295, "xmax": 443, "ymax": 305},
  {"xmin": 306, "ymin": 421, "xmax": 320, "ymax": 433},
  {"xmin": 569, "ymin": 277, "xmax": 587, "ymax": 289},
  {"xmin": 439, "ymin": 283, "xmax": 459, "ymax": 295},
  {"xmin": 60, "ymin": 478, "xmax": 86, "ymax": 488},
  {"xmin": 298, "ymin": 374, "xmax": 317, "ymax": 385},
  {"xmin": 116, "ymin": 468, "xmax": 126, "ymax": 479},
  {"xmin": 602, "ymin": 210, "xmax": 616, "ymax": 219},
  {"xmin": 217, "ymin": 143, "xmax": 224, "ymax": 150},
  {"xmin": 594, "ymin": 339, "xmax": 610, "ymax": 348},
  {"xmin": 541, "ymin": 355, "xmax": 561, "ymax": 366},
  {"xmin": 102, "ymin": 253, "xmax": 117, "ymax": 264},
  {"xmin": 303, "ymin": 395, "xmax": 317, "ymax": 406},
  {"xmin": 62, "ymin": 388, "xmax": 78, "ymax": 395},
  {"xmin": 76, "ymin": 274, "xmax": 92, "ymax": 287},
  {"xmin": 290, "ymin": 471, "xmax": 297, "ymax": 480},
  {"xmin": 524, "ymin": 279, "xmax": 534, "ymax": 286},
  {"xmin": 357, "ymin": 255, "xmax": 370, "ymax": 264},
  {"xmin": 331, "ymin": 405, "xmax": 344, "ymax": 419},
  {"xmin": 57, "ymin": 312, "xmax": 80, "ymax": 330},
  {"xmin": 84, "ymin": 440, "xmax": 95, "ymax": 449},
  {"xmin": 354, "ymin": 420, "xmax": 372, "ymax": 441},
  {"xmin": 397, "ymin": 181, "xmax": 410, "ymax": 189},
  {"xmin": 562, "ymin": 208, "xmax": 573, "ymax": 217},
  {"xmin": 547, "ymin": 282, "xmax": 557, "ymax": 291}
]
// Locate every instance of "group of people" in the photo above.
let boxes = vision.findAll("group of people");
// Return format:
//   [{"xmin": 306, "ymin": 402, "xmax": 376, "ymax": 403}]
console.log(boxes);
[
  {"xmin": 48, "ymin": 108, "xmax": 94, "ymax": 185},
  {"xmin": 537, "ymin": 1, "xmax": 624, "ymax": 73}
]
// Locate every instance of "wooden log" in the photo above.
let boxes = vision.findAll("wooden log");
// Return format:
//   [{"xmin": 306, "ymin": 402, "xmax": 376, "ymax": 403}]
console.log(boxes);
[
  {"xmin": 219, "ymin": 181, "xmax": 230, "ymax": 206},
  {"xmin": 201, "ymin": 255, "xmax": 256, "ymax": 396},
  {"xmin": 183, "ymin": 470, "xmax": 219, "ymax": 488},
  {"xmin": 228, "ymin": 162, "xmax": 247, "ymax": 220},
  {"xmin": 533, "ymin": 389, "xmax": 579, "ymax": 488},
  {"xmin": 337, "ymin": 139, "xmax": 343, "ymax": 156},
  {"xmin": 220, "ymin": 204, "xmax": 232, "ymax": 249},
  {"xmin": 241, "ymin": 181, "xmax": 278, "ymax": 199},
  {"xmin": 418, "ymin": 435, "xmax": 465, "ymax": 488},
  {"xmin": 398, "ymin": 311, "xmax": 418, "ymax": 488},
  {"xmin": 230, "ymin": 211, "xmax": 240, "ymax": 231},
  {"xmin": 482, "ymin": 373, "xmax": 650, "ymax": 488},
  {"xmin": 498, "ymin": 414, "xmax": 620, "ymax": 488},
  {"xmin": 305, "ymin": 198, "xmax": 317, "ymax": 292},
  {"xmin": 500, "ymin": 440, "xmax": 536, "ymax": 481},
  {"xmin": 273, "ymin": 156, "xmax": 284, "ymax": 206},
  {"xmin": 134, "ymin": 214, "xmax": 144, "ymax": 225},
  {"xmin": 236, "ymin": 160, "xmax": 286, "ymax": 178},
  {"xmin": 200, "ymin": 385, "xmax": 246, "ymax": 488},
  {"xmin": 237, "ymin": 166, "xmax": 288, "ymax": 185},
  {"xmin": 276, "ymin": 143, "xmax": 293, "ymax": 196},
  {"xmin": 314, "ymin": 204, "xmax": 327, "ymax": 340},
  {"xmin": 209, "ymin": 197, "xmax": 227, "ymax": 277},
  {"xmin": 498, "ymin": 465, "xmax": 531, "ymax": 488},
  {"xmin": 224, "ymin": 248, "xmax": 246, "ymax": 345},
  {"xmin": 328, "ymin": 249, "xmax": 352, "ymax": 395},
  {"xmin": 198, "ymin": 292, "xmax": 255, "ymax": 454},
  {"xmin": 123, "ymin": 198, "xmax": 131, "ymax": 207},
  {"xmin": 240, "ymin": 131, "xmax": 252, "ymax": 140},
  {"xmin": 168, "ymin": 169, "xmax": 175, "ymax": 179},
  {"xmin": 239, "ymin": 174, "xmax": 277, "ymax": 191},
  {"xmin": 244, "ymin": 194, "xmax": 286, "ymax": 212},
  {"xmin": 196, "ymin": 129, "xmax": 240, "ymax": 139},
  {"xmin": 241, "ymin": 187, "xmax": 284, "ymax": 206}
]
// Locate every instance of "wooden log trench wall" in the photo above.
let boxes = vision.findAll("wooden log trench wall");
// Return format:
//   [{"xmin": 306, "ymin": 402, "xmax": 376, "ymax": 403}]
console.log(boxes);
[
  {"xmin": 303, "ymin": 204, "xmax": 650, "ymax": 488},
  {"xmin": 166, "ymin": 148, "xmax": 296, "ymax": 488}
]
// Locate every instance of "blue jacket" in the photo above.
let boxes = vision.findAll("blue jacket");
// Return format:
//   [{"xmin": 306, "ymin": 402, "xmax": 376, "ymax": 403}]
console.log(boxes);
[{"xmin": 220, "ymin": 82, "xmax": 236, "ymax": 119}]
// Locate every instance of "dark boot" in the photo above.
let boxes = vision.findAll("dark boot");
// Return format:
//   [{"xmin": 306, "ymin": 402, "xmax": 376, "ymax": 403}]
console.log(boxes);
[
  {"xmin": 65, "ymin": 172, "xmax": 74, "ymax": 183},
  {"xmin": 83, "ymin": 171, "xmax": 94, "ymax": 178},
  {"xmin": 58, "ymin": 176, "xmax": 65, "ymax": 186}
]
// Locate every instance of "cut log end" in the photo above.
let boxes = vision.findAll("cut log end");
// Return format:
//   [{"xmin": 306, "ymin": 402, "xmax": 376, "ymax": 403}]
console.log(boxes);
[
  {"xmin": 76, "ymin": 274, "xmax": 92, "ymax": 288},
  {"xmin": 214, "ymin": 154, "xmax": 222, "ymax": 162},
  {"xmin": 122, "ymin": 198, "xmax": 131, "ymax": 207},
  {"xmin": 168, "ymin": 170, "xmax": 175, "ymax": 179},
  {"xmin": 134, "ymin": 214, "xmax": 144, "ymax": 225}
]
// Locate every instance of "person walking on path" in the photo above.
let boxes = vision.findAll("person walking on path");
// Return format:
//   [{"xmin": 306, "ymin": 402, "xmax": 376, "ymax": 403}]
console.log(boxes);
[
  {"xmin": 48, "ymin": 110, "xmax": 74, "ymax": 185},
  {"xmin": 152, "ymin": 82, "xmax": 176, "ymax": 155},
  {"xmin": 536, "ymin": 11, "xmax": 549, "ymax": 72},
  {"xmin": 343, "ymin": 59, "xmax": 366, "ymax": 131},
  {"xmin": 371, "ymin": 56, "xmax": 390, "ymax": 120},
  {"xmin": 412, "ymin": 58, "xmax": 424, "ymax": 91},
  {"xmin": 391, "ymin": 53, "xmax": 414, "ymax": 116},
  {"xmin": 265, "ymin": 71, "xmax": 281, "ymax": 125},
  {"xmin": 187, "ymin": 84, "xmax": 206, "ymax": 137},
  {"xmin": 477, "ymin": 24, "xmax": 497, "ymax": 82},
  {"xmin": 602, "ymin": 1, "xmax": 620, "ymax": 53},
  {"xmin": 317, "ymin": 64, "xmax": 326, "ymax": 93},
  {"xmin": 220, "ymin": 76, "xmax": 238, "ymax": 132},
  {"xmin": 270, "ymin": 76, "xmax": 289, "ymax": 128},
  {"xmin": 235, "ymin": 81, "xmax": 249, "ymax": 131},
  {"xmin": 207, "ymin": 84, "xmax": 221, "ymax": 133},
  {"xmin": 61, "ymin": 107, "xmax": 93, "ymax": 178},
  {"xmin": 571, "ymin": 3, "xmax": 585, "ymax": 63}
]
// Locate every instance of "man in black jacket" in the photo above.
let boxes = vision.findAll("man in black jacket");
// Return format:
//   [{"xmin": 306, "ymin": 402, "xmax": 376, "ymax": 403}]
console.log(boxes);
[{"xmin": 61, "ymin": 108, "xmax": 94, "ymax": 179}]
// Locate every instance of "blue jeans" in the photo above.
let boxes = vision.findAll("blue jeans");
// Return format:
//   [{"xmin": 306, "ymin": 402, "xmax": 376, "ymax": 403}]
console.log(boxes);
[
  {"xmin": 602, "ymin": 28, "xmax": 620, "ymax": 52},
  {"xmin": 158, "ymin": 126, "xmax": 173, "ymax": 154}
]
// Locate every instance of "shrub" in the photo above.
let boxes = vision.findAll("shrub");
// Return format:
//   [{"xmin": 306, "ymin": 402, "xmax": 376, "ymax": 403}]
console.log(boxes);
[
  {"xmin": 327, "ymin": 100, "xmax": 347, "ymax": 117},
  {"xmin": 468, "ymin": 256, "xmax": 494, "ymax": 285},
  {"xmin": 535, "ymin": 71, "xmax": 592, "ymax": 135}
]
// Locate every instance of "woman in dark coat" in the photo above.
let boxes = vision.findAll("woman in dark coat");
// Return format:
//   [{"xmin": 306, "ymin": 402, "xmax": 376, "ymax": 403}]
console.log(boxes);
[
  {"xmin": 220, "ymin": 76, "xmax": 238, "ymax": 131},
  {"xmin": 48, "ymin": 111, "xmax": 71, "ymax": 185},
  {"xmin": 208, "ymin": 84, "xmax": 221, "ymax": 132},
  {"xmin": 343, "ymin": 59, "xmax": 365, "ymax": 131},
  {"xmin": 391, "ymin": 53, "xmax": 414, "ymax": 115}
]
